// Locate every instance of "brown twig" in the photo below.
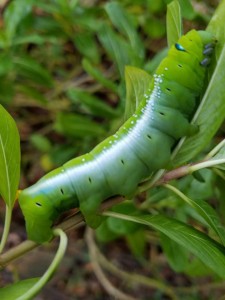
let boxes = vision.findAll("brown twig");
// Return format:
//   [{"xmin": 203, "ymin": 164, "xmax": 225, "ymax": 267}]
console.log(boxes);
[{"xmin": 155, "ymin": 164, "xmax": 192, "ymax": 185}]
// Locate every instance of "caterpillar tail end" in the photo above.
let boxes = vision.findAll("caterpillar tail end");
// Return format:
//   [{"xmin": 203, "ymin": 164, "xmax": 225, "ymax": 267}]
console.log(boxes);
[{"xmin": 18, "ymin": 189, "xmax": 55, "ymax": 244}]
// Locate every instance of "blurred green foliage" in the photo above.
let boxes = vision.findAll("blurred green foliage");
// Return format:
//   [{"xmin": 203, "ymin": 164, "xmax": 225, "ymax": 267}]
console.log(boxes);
[{"xmin": 0, "ymin": 0, "xmax": 217, "ymax": 174}]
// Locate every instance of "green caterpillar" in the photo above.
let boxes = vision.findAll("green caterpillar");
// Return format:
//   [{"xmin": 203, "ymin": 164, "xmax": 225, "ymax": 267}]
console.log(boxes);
[{"xmin": 19, "ymin": 30, "xmax": 215, "ymax": 243}]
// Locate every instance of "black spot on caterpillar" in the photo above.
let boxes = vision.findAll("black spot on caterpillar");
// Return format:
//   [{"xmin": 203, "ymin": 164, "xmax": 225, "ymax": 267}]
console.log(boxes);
[{"xmin": 18, "ymin": 30, "xmax": 215, "ymax": 243}]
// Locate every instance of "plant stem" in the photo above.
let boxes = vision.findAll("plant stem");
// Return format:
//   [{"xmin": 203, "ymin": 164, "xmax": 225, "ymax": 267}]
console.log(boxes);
[
  {"xmin": 213, "ymin": 168, "xmax": 225, "ymax": 180},
  {"xmin": 0, "ymin": 240, "xmax": 37, "ymax": 269},
  {"xmin": 0, "ymin": 213, "xmax": 82, "ymax": 268},
  {"xmin": 86, "ymin": 228, "xmax": 137, "ymax": 300},
  {"xmin": 0, "ymin": 196, "xmax": 123, "ymax": 268},
  {"xmin": 16, "ymin": 228, "xmax": 68, "ymax": 300},
  {"xmin": 0, "ymin": 205, "xmax": 12, "ymax": 254},
  {"xmin": 205, "ymin": 138, "xmax": 225, "ymax": 158},
  {"xmin": 139, "ymin": 157, "xmax": 225, "ymax": 192},
  {"xmin": 189, "ymin": 158, "xmax": 225, "ymax": 172},
  {"xmin": 99, "ymin": 251, "xmax": 179, "ymax": 300},
  {"xmin": 86, "ymin": 228, "xmax": 178, "ymax": 300}
]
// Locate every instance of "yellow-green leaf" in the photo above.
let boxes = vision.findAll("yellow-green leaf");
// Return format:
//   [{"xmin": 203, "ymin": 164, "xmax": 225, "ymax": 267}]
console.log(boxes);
[
  {"xmin": 0, "ymin": 105, "xmax": 20, "ymax": 208},
  {"xmin": 124, "ymin": 66, "xmax": 152, "ymax": 120}
]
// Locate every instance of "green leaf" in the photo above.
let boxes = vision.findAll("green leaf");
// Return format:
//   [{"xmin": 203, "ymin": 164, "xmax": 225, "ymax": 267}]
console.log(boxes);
[
  {"xmin": 144, "ymin": 17, "xmax": 166, "ymax": 39},
  {"xmin": 105, "ymin": 1, "xmax": 145, "ymax": 62},
  {"xmin": 13, "ymin": 56, "xmax": 53, "ymax": 87},
  {"xmin": 67, "ymin": 88, "xmax": 120, "ymax": 118},
  {"xmin": 172, "ymin": 6, "xmax": 225, "ymax": 166},
  {"xmin": 0, "ymin": 53, "xmax": 13, "ymax": 76},
  {"xmin": 165, "ymin": 184, "xmax": 225, "ymax": 246},
  {"xmin": 0, "ymin": 105, "xmax": 20, "ymax": 208},
  {"xmin": 13, "ymin": 34, "xmax": 52, "ymax": 46},
  {"xmin": 207, "ymin": 0, "xmax": 225, "ymax": 57},
  {"xmin": 185, "ymin": 258, "xmax": 213, "ymax": 277},
  {"xmin": 96, "ymin": 203, "xmax": 142, "ymax": 244},
  {"xmin": 50, "ymin": 144, "xmax": 78, "ymax": 166},
  {"xmin": 0, "ymin": 79, "xmax": 14, "ymax": 105},
  {"xmin": 82, "ymin": 59, "xmax": 118, "ymax": 93},
  {"xmin": 124, "ymin": 66, "xmax": 152, "ymax": 120},
  {"xmin": 0, "ymin": 278, "xmax": 39, "ymax": 300},
  {"xmin": 73, "ymin": 32, "xmax": 100, "ymax": 64},
  {"xmin": 185, "ymin": 169, "xmax": 215, "ymax": 200},
  {"xmin": 34, "ymin": 2, "xmax": 60, "ymax": 14},
  {"xmin": 17, "ymin": 86, "xmax": 48, "ymax": 104},
  {"xmin": 30, "ymin": 134, "xmax": 52, "ymax": 153},
  {"xmin": 35, "ymin": 1, "xmax": 73, "ymax": 15},
  {"xmin": 166, "ymin": 0, "xmax": 182, "ymax": 47},
  {"xmin": 96, "ymin": 221, "xmax": 119, "ymax": 243},
  {"xmin": 147, "ymin": 0, "xmax": 165, "ymax": 13},
  {"xmin": 98, "ymin": 24, "xmax": 140, "ymax": 77},
  {"xmin": 0, "ymin": 31, "xmax": 8, "ymax": 49},
  {"xmin": 192, "ymin": 198, "xmax": 225, "ymax": 246},
  {"xmin": 145, "ymin": 48, "xmax": 168, "ymax": 74},
  {"xmin": 107, "ymin": 202, "xmax": 140, "ymax": 235},
  {"xmin": 104, "ymin": 212, "xmax": 225, "ymax": 279},
  {"xmin": 127, "ymin": 230, "xmax": 146, "ymax": 258},
  {"xmin": 53, "ymin": 0, "xmax": 77, "ymax": 16},
  {"xmin": 3, "ymin": 0, "xmax": 34, "ymax": 42},
  {"xmin": 54, "ymin": 112, "xmax": 106, "ymax": 138},
  {"xmin": 160, "ymin": 233, "xmax": 189, "ymax": 272},
  {"xmin": 178, "ymin": 0, "xmax": 196, "ymax": 20}
]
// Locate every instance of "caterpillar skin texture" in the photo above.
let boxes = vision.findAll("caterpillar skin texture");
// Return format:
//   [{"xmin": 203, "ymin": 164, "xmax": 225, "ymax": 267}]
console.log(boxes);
[{"xmin": 19, "ymin": 30, "xmax": 215, "ymax": 243}]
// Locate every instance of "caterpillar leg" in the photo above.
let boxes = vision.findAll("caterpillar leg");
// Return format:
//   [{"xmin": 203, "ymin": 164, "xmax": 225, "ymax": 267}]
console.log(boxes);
[
  {"xmin": 186, "ymin": 123, "xmax": 199, "ymax": 136},
  {"xmin": 79, "ymin": 197, "xmax": 104, "ymax": 228}
]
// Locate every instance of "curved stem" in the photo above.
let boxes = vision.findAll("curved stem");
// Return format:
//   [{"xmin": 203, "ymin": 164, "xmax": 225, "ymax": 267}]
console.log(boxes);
[
  {"xmin": 16, "ymin": 228, "xmax": 68, "ymax": 300},
  {"xmin": 0, "ymin": 205, "xmax": 12, "ymax": 253},
  {"xmin": 98, "ymin": 249, "xmax": 178, "ymax": 300},
  {"xmin": 86, "ymin": 228, "xmax": 178, "ymax": 300},
  {"xmin": 86, "ymin": 228, "xmax": 136, "ymax": 300}
]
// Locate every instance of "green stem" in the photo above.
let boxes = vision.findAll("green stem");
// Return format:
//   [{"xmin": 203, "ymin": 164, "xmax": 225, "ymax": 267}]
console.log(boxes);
[
  {"xmin": 163, "ymin": 184, "xmax": 191, "ymax": 205},
  {"xmin": 138, "ymin": 169, "xmax": 166, "ymax": 192},
  {"xmin": 0, "ymin": 205, "xmax": 12, "ymax": 254},
  {"xmin": 213, "ymin": 168, "xmax": 225, "ymax": 180},
  {"xmin": 205, "ymin": 139, "xmax": 225, "ymax": 158},
  {"xmin": 16, "ymin": 228, "xmax": 68, "ymax": 300},
  {"xmin": 189, "ymin": 158, "xmax": 225, "ymax": 172}
]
